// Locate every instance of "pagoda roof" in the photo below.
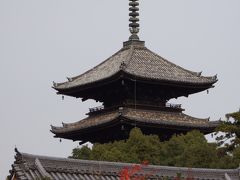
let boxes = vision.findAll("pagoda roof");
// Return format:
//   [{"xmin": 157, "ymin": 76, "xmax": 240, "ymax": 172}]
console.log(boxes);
[
  {"xmin": 51, "ymin": 107, "xmax": 220, "ymax": 140},
  {"xmin": 9, "ymin": 148, "xmax": 240, "ymax": 180},
  {"xmin": 53, "ymin": 41, "xmax": 217, "ymax": 92}
]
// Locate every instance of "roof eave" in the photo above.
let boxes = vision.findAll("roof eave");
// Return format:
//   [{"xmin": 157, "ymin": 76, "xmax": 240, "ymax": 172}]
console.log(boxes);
[
  {"xmin": 53, "ymin": 71, "xmax": 217, "ymax": 97},
  {"xmin": 51, "ymin": 115, "xmax": 220, "ymax": 137}
]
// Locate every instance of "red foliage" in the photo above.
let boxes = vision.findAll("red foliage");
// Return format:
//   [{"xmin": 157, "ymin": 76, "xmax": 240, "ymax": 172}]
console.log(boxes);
[
  {"xmin": 119, "ymin": 161, "xmax": 194, "ymax": 180},
  {"xmin": 119, "ymin": 161, "xmax": 150, "ymax": 180},
  {"xmin": 186, "ymin": 168, "xmax": 194, "ymax": 180}
]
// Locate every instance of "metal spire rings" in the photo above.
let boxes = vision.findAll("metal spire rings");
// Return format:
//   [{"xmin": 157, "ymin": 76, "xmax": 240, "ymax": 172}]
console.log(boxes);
[{"xmin": 129, "ymin": 0, "xmax": 140, "ymax": 40}]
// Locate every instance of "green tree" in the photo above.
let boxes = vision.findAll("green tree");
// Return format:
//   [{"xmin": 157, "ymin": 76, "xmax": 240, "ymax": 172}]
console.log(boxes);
[
  {"xmin": 217, "ymin": 111, "xmax": 240, "ymax": 151},
  {"xmin": 90, "ymin": 128, "xmax": 161, "ymax": 164},
  {"xmin": 216, "ymin": 111, "xmax": 240, "ymax": 168},
  {"xmin": 70, "ymin": 145, "xmax": 91, "ymax": 160},
  {"xmin": 70, "ymin": 128, "xmax": 238, "ymax": 169},
  {"xmin": 233, "ymin": 147, "xmax": 240, "ymax": 165},
  {"xmin": 159, "ymin": 130, "xmax": 232, "ymax": 168}
]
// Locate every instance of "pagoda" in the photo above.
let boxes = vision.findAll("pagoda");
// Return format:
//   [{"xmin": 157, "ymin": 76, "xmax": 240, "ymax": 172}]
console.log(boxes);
[{"xmin": 51, "ymin": 0, "xmax": 219, "ymax": 144}]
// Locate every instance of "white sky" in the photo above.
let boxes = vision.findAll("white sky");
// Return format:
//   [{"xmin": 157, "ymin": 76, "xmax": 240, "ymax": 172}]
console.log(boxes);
[{"xmin": 1, "ymin": 0, "xmax": 240, "ymax": 179}]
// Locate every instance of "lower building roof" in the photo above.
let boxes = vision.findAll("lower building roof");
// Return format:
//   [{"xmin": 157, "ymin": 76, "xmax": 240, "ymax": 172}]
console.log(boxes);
[{"xmin": 9, "ymin": 148, "xmax": 240, "ymax": 180}]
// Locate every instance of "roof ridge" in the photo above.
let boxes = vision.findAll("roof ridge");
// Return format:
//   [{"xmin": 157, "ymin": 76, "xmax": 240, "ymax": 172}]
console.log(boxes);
[
  {"xmin": 122, "ymin": 45, "xmax": 135, "ymax": 72},
  {"xmin": 181, "ymin": 112, "xmax": 211, "ymax": 122},
  {"xmin": 10, "ymin": 150, "xmax": 240, "ymax": 180},
  {"xmin": 51, "ymin": 111, "xmax": 120, "ymax": 133},
  {"xmin": 35, "ymin": 158, "xmax": 51, "ymax": 178},
  {"xmin": 17, "ymin": 151, "xmax": 239, "ymax": 172},
  {"xmin": 20, "ymin": 152, "xmax": 134, "ymax": 167},
  {"xmin": 9, "ymin": 149, "xmax": 29, "ymax": 180},
  {"xmin": 14, "ymin": 148, "xmax": 25, "ymax": 164},
  {"xmin": 53, "ymin": 47, "xmax": 127, "ymax": 88},
  {"xmin": 72, "ymin": 48, "xmax": 125, "ymax": 80},
  {"xmin": 125, "ymin": 107, "xmax": 211, "ymax": 122},
  {"xmin": 144, "ymin": 47, "xmax": 215, "ymax": 80},
  {"xmin": 54, "ymin": 111, "xmax": 119, "ymax": 128}
]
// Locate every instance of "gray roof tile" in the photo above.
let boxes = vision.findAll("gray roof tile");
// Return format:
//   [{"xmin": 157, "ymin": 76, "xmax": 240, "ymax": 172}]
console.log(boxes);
[
  {"xmin": 51, "ymin": 107, "xmax": 220, "ymax": 134},
  {"xmin": 9, "ymin": 149, "xmax": 240, "ymax": 180},
  {"xmin": 54, "ymin": 42, "xmax": 217, "ymax": 90}
]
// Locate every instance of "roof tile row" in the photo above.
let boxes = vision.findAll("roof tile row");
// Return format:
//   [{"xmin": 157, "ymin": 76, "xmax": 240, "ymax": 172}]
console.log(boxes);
[{"xmin": 10, "ymin": 149, "xmax": 240, "ymax": 180}]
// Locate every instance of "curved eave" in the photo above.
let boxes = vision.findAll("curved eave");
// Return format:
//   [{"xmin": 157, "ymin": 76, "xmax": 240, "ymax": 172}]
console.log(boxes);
[
  {"xmin": 53, "ymin": 71, "xmax": 217, "ymax": 96},
  {"xmin": 123, "ymin": 71, "xmax": 217, "ymax": 88},
  {"xmin": 51, "ymin": 119, "xmax": 220, "ymax": 141},
  {"xmin": 51, "ymin": 109, "xmax": 220, "ymax": 138},
  {"xmin": 53, "ymin": 43, "xmax": 218, "ymax": 96}
]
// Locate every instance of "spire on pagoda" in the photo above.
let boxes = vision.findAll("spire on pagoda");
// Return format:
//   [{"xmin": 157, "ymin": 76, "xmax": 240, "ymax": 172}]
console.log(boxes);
[{"xmin": 129, "ymin": 0, "xmax": 140, "ymax": 40}]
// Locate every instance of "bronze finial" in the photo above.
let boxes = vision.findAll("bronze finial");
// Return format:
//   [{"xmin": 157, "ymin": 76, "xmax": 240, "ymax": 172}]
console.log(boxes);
[{"xmin": 129, "ymin": 0, "xmax": 140, "ymax": 40}]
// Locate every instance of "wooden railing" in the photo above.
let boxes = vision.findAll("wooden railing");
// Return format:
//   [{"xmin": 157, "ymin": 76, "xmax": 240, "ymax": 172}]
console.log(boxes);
[
  {"xmin": 166, "ymin": 103, "xmax": 181, "ymax": 109},
  {"xmin": 89, "ymin": 105, "xmax": 104, "ymax": 113},
  {"xmin": 89, "ymin": 103, "xmax": 182, "ymax": 114}
]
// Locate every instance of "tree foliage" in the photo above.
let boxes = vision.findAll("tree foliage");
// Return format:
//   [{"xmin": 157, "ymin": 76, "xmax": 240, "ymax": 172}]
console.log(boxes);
[
  {"xmin": 217, "ymin": 111, "xmax": 240, "ymax": 151},
  {"xmin": 215, "ymin": 110, "xmax": 240, "ymax": 168},
  {"xmin": 70, "ymin": 128, "xmax": 240, "ymax": 169}
]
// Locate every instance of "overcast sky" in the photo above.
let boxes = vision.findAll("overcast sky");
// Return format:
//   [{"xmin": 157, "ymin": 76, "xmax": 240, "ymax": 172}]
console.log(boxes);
[{"xmin": 1, "ymin": 0, "xmax": 240, "ymax": 179}]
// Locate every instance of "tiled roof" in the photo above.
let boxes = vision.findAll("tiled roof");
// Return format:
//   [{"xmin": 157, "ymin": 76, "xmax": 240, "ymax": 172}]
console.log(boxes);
[
  {"xmin": 9, "ymin": 148, "xmax": 240, "ymax": 180},
  {"xmin": 54, "ymin": 41, "xmax": 217, "ymax": 90},
  {"xmin": 51, "ymin": 107, "xmax": 220, "ymax": 134}
]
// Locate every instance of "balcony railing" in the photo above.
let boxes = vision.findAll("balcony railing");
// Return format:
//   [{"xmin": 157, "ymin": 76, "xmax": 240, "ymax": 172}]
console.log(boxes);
[
  {"xmin": 89, "ymin": 105, "xmax": 104, "ymax": 113},
  {"xmin": 89, "ymin": 103, "xmax": 182, "ymax": 114},
  {"xmin": 166, "ymin": 103, "xmax": 182, "ymax": 109}
]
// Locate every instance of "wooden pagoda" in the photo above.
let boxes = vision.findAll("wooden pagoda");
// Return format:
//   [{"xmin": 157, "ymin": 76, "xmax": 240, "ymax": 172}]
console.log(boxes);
[{"xmin": 51, "ymin": 0, "xmax": 219, "ymax": 144}]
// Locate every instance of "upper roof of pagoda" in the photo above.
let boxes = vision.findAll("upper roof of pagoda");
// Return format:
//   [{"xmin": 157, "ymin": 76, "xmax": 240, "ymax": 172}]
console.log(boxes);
[{"xmin": 53, "ymin": 40, "xmax": 217, "ymax": 92}]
